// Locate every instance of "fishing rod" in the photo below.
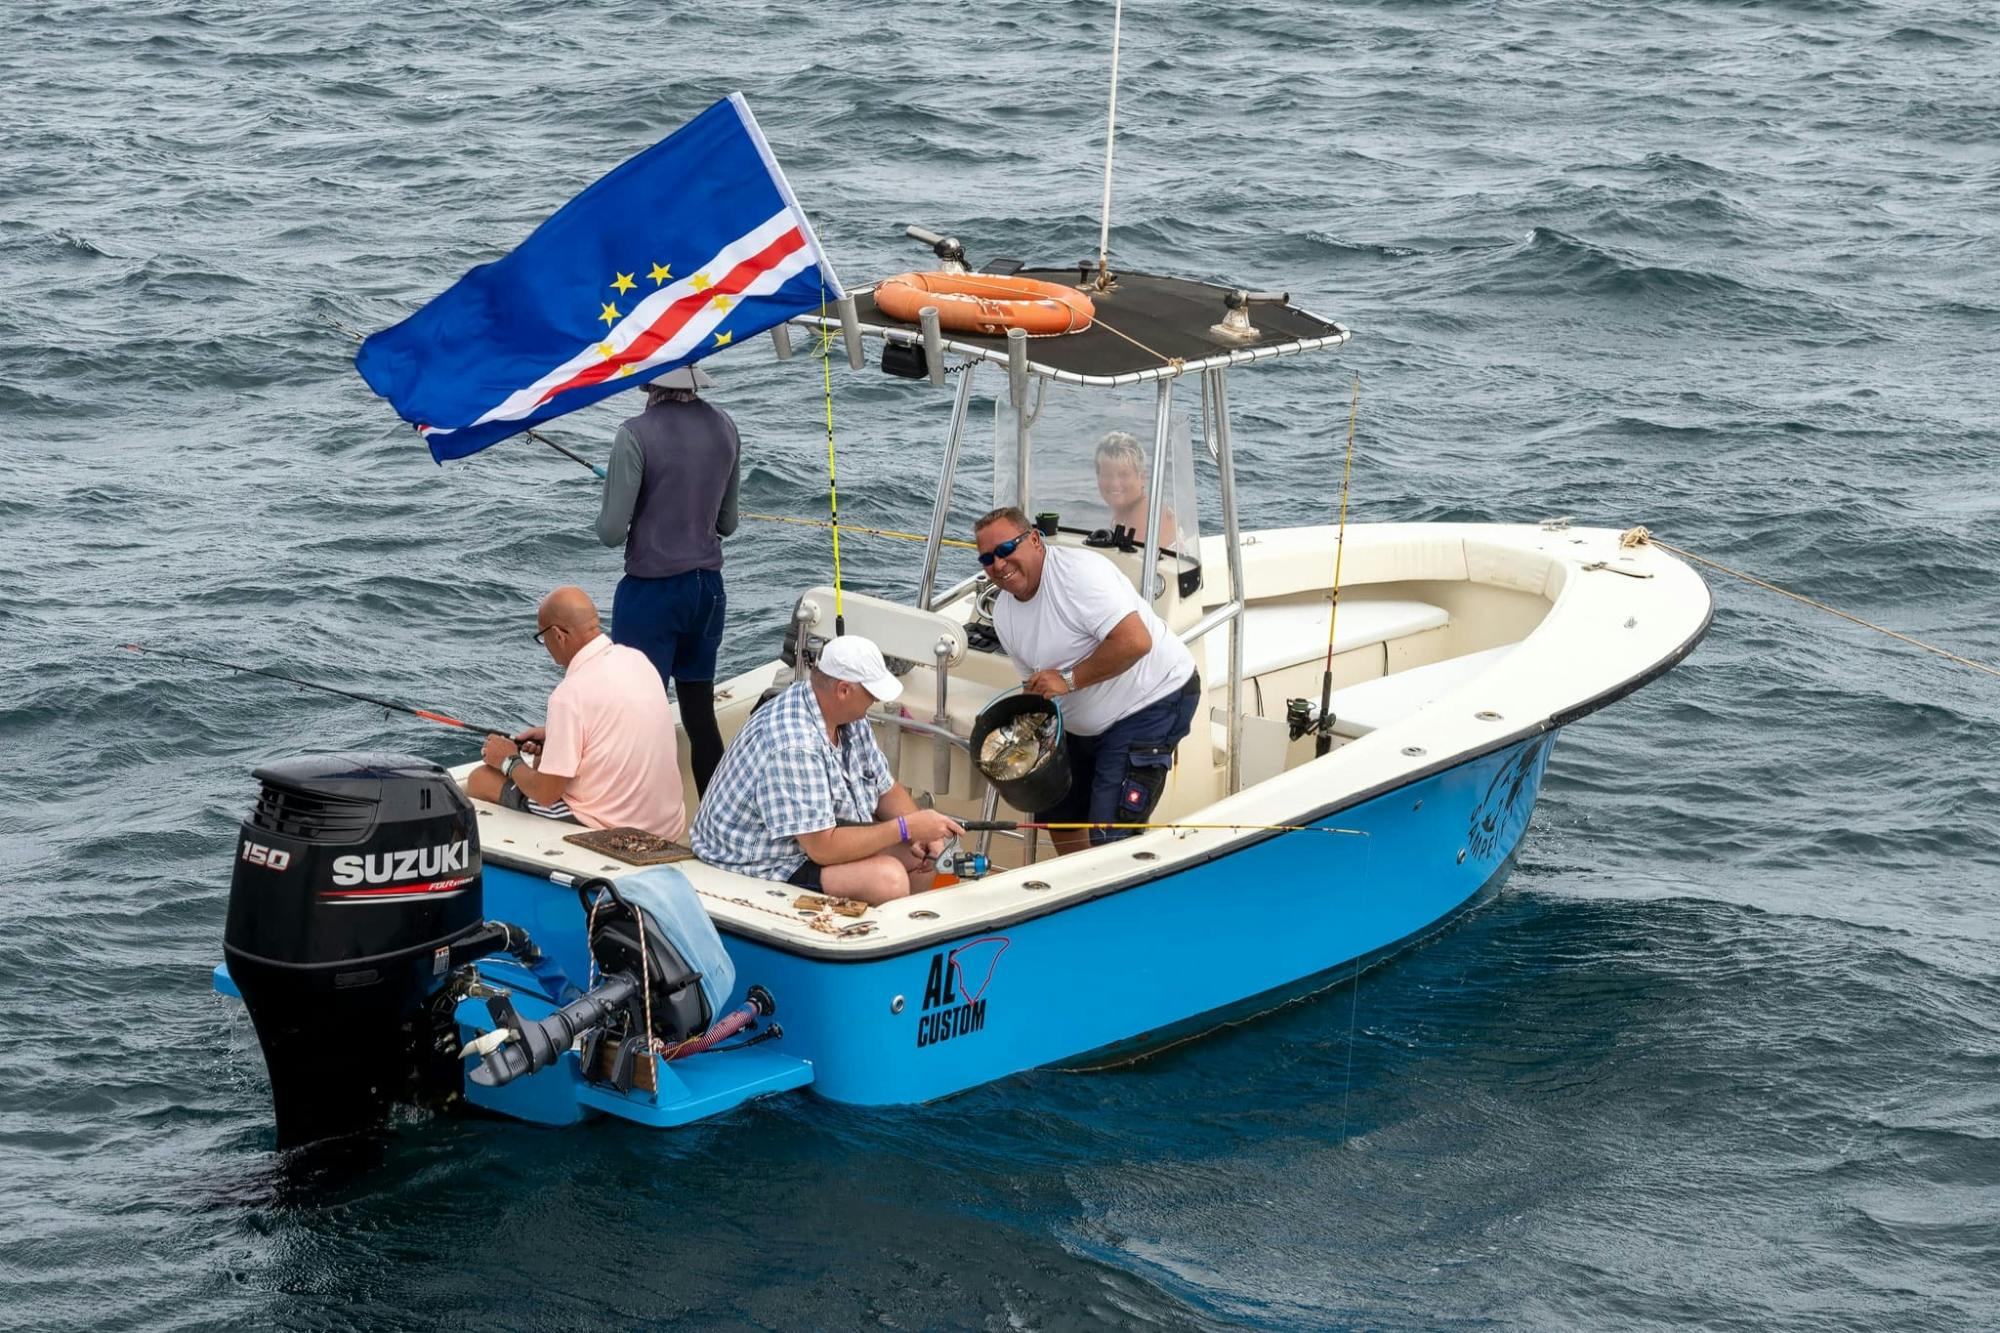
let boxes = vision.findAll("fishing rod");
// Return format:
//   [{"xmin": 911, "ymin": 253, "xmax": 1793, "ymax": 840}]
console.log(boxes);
[
  {"xmin": 122, "ymin": 645, "xmax": 517, "ymax": 740},
  {"xmin": 320, "ymin": 316, "xmax": 968, "ymax": 552},
  {"xmin": 1315, "ymin": 377, "xmax": 1361, "ymax": 757},
  {"xmin": 961, "ymin": 819, "xmax": 1365, "ymax": 838}
]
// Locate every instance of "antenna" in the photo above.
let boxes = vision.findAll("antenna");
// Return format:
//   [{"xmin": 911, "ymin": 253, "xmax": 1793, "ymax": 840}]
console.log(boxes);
[{"xmin": 1095, "ymin": 0, "xmax": 1125, "ymax": 291}]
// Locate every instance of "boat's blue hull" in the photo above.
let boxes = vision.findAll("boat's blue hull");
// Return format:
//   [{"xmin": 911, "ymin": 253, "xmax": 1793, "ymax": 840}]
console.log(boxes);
[
  {"xmin": 483, "ymin": 730, "xmax": 1556, "ymax": 1109},
  {"xmin": 217, "ymin": 732, "xmax": 1556, "ymax": 1124}
]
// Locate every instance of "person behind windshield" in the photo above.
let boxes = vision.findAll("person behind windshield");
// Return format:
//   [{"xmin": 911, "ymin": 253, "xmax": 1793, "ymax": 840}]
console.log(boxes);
[{"xmin": 1094, "ymin": 431, "xmax": 1177, "ymax": 548}]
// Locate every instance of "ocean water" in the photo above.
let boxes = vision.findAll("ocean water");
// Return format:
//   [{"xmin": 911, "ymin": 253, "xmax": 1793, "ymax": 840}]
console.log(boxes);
[{"xmin": 3, "ymin": 1, "xmax": 1998, "ymax": 1328}]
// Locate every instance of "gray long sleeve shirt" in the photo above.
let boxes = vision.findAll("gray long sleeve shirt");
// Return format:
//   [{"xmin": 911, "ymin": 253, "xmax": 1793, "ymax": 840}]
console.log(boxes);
[{"xmin": 596, "ymin": 397, "xmax": 741, "ymax": 578}]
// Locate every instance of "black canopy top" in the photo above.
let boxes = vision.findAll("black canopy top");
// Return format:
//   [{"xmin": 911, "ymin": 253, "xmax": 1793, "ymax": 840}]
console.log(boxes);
[{"xmin": 839, "ymin": 268, "xmax": 1347, "ymax": 384}]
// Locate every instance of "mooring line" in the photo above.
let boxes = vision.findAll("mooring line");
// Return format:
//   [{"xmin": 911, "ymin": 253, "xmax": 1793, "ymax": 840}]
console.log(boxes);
[{"xmin": 1621, "ymin": 527, "xmax": 2000, "ymax": 681}]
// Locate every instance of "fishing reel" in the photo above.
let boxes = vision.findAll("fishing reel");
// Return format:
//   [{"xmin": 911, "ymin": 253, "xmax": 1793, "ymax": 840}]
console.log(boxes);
[{"xmin": 934, "ymin": 844, "xmax": 990, "ymax": 881}]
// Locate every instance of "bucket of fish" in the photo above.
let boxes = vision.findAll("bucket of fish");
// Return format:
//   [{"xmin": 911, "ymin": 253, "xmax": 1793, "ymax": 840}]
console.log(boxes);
[{"xmin": 970, "ymin": 691, "xmax": 1071, "ymax": 813}]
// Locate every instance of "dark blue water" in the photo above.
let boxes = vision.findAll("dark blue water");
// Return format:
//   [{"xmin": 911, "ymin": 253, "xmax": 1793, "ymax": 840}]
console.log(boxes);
[{"xmin": 5, "ymin": 2, "xmax": 1998, "ymax": 1328}]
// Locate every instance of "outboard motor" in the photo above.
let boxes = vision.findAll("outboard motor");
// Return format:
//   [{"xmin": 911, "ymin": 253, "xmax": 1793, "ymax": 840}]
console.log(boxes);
[{"xmin": 225, "ymin": 752, "xmax": 507, "ymax": 1147}]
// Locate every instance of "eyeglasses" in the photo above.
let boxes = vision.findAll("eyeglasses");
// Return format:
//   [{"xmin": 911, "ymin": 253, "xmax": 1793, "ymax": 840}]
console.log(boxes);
[
  {"xmin": 532, "ymin": 626, "xmax": 555, "ymax": 646},
  {"xmin": 978, "ymin": 531, "xmax": 1033, "ymax": 567}
]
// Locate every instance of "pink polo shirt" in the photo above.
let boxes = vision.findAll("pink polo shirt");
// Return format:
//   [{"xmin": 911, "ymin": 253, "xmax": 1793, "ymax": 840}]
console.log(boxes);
[{"xmin": 537, "ymin": 634, "xmax": 685, "ymax": 840}]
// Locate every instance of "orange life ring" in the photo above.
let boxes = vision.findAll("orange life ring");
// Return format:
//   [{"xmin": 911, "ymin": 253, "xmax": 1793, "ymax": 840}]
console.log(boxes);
[{"xmin": 873, "ymin": 271, "xmax": 1095, "ymax": 337}]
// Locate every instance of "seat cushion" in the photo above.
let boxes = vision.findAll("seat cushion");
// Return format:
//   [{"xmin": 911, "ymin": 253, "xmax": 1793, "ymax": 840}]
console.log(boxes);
[
  {"xmin": 1329, "ymin": 645, "xmax": 1514, "ymax": 738},
  {"xmin": 1204, "ymin": 598, "xmax": 1449, "ymax": 681}
]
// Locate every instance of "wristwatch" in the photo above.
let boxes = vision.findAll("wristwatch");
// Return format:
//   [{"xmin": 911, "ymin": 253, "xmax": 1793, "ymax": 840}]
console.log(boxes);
[
  {"xmin": 1059, "ymin": 669, "xmax": 1077, "ymax": 692},
  {"xmin": 501, "ymin": 754, "xmax": 520, "ymax": 779}
]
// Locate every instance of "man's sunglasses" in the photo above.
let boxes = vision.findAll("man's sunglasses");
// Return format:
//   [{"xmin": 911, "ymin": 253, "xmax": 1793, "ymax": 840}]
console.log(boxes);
[
  {"xmin": 532, "ymin": 626, "xmax": 555, "ymax": 645},
  {"xmin": 978, "ymin": 531, "xmax": 1033, "ymax": 567}
]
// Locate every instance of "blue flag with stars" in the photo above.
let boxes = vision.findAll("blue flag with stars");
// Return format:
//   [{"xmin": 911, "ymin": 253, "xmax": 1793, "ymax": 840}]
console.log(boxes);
[{"xmin": 355, "ymin": 93, "xmax": 843, "ymax": 463}]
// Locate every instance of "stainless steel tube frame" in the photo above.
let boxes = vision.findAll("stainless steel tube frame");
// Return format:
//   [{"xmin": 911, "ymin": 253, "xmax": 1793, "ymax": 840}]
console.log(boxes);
[
  {"xmin": 1205, "ymin": 366, "xmax": 1247, "ymax": 794},
  {"xmin": 918, "ymin": 367, "xmax": 979, "ymax": 610}
]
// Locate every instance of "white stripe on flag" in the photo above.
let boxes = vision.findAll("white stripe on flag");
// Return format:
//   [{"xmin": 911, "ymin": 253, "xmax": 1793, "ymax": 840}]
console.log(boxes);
[{"xmin": 427, "ymin": 209, "xmax": 809, "ymax": 440}]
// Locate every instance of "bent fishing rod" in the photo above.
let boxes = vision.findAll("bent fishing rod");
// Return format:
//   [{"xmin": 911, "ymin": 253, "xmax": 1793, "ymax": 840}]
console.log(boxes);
[
  {"xmin": 122, "ymin": 645, "xmax": 517, "ymax": 741},
  {"xmin": 962, "ymin": 819, "xmax": 1365, "ymax": 838}
]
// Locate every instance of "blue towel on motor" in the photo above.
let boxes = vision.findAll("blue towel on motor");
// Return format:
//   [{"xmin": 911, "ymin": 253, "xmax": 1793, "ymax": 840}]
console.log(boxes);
[{"xmin": 603, "ymin": 866, "xmax": 736, "ymax": 1021}]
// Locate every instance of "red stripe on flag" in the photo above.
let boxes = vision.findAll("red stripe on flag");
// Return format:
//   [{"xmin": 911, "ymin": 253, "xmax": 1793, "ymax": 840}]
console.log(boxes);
[{"xmin": 536, "ymin": 226, "xmax": 809, "ymax": 406}]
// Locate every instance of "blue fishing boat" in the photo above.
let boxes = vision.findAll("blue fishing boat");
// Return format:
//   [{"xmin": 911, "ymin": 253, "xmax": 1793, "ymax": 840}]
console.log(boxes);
[{"xmin": 214, "ymin": 238, "xmax": 1710, "ymax": 1143}]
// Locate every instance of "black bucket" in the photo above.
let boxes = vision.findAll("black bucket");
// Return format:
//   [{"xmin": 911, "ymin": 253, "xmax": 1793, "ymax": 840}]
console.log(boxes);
[{"xmin": 970, "ymin": 692, "xmax": 1072, "ymax": 813}]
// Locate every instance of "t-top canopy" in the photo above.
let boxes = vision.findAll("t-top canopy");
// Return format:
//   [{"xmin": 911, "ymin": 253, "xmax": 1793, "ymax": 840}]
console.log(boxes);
[{"xmin": 834, "ymin": 269, "xmax": 1349, "ymax": 386}]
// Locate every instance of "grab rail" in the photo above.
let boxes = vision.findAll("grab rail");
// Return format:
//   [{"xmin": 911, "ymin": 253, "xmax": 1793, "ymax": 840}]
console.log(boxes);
[{"xmin": 1177, "ymin": 600, "xmax": 1243, "ymax": 651}]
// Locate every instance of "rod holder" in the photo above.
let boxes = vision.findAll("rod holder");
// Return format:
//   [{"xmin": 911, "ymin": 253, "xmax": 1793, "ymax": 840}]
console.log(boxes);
[
  {"xmin": 931, "ymin": 640, "xmax": 953, "ymax": 799},
  {"xmin": 837, "ymin": 295, "xmax": 864, "ymax": 370},
  {"xmin": 1007, "ymin": 327, "xmax": 1032, "ymax": 510},
  {"xmin": 918, "ymin": 307, "xmax": 945, "ymax": 387},
  {"xmin": 770, "ymin": 325, "xmax": 793, "ymax": 361},
  {"xmin": 1006, "ymin": 327, "xmax": 1029, "ymax": 407}
]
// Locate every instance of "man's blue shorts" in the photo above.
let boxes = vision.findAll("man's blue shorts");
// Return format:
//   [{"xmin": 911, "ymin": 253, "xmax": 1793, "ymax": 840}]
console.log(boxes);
[
  {"xmin": 1038, "ymin": 672, "xmax": 1201, "ymax": 845},
  {"xmin": 612, "ymin": 568, "xmax": 726, "ymax": 687}
]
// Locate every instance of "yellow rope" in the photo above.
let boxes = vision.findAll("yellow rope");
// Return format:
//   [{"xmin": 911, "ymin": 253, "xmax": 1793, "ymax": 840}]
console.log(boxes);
[
  {"xmin": 1621, "ymin": 526, "xmax": 2000, "ymax": 681},
  {"xmin": 1033, "ymin": 821, "xmax": 1366, "ymax": 837},
  {"xmin": 818, "ymin": 272, "xmax": 846, "ymax": 630},
  {"xmin": 740, "ymin": 510, "xmax": 977, "ymax": 549}
]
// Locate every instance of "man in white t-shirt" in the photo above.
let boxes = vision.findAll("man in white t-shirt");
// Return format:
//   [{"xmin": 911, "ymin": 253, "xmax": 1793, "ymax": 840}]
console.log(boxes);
[{"xmin": 974, "ymin": 506, "xmax": 1200, "ymax": 854}]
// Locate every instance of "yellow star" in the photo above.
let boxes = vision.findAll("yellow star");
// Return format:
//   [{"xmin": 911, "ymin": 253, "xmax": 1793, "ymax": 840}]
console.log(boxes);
[
  {"xmin": 691, "ymin": 272, "xmax": 712, "ymax": 291},
  {"xmin": 599, "ymin": 302, "xmax": 621, "ymax": 327},
  {"xmin": 713, "ymin": 330, "xmax": 732, "ymax": 347},
  {"xmin": 597, "ymin": 341, "xmax": 616, "ymax": 358},
  {"xmin": 610, "ymin": 272, "xmax": 636, "ymax": 295},
  {"xmin": 710, "ymin": 294, "xmax": 733, "ymax": 312},
  {"xmin": 617, "ymin": 364, "xmax": 635, "ymax": 376},
  {"xmin": 648, "ymin": 262, "xmax": 672, "ymax": 286}
]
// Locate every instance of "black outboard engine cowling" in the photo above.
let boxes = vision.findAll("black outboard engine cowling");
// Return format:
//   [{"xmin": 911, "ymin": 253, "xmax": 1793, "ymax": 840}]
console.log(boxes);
[{"xmin": 225, "ymin": 752, "xmax": 486, "ymax": 1147}]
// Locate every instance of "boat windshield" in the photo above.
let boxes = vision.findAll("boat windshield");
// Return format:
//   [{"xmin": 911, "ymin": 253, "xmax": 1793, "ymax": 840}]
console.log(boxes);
[{"xmin": 991, "ymin": 379, "xmax": 1200, "ymax": 576}]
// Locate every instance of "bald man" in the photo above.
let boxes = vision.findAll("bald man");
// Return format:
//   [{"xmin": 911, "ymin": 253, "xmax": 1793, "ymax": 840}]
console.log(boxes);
[{"xmin": 464, "ymin": 586, "xmax": 686, "ymax": 840}]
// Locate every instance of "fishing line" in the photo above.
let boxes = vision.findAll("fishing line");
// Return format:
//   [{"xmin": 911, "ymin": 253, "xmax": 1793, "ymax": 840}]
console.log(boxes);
[
  {"xmin": 121, "ymin": 644, "xmax": 515, "ymax": 740},
  {"xmin": 323, "ymin": 313, "xmax": 954, "ymax": 561},
  {"xmin": 962, "ymin": 819, "xmax": 1365, "ymax": 837},
  {"xmin": 1316, "ymin": 376, "xmax": 1361, "ymax": 756},
  {"xmin": 1620, "ymin": 527, "xmax": 2000, "ymax": 682}
]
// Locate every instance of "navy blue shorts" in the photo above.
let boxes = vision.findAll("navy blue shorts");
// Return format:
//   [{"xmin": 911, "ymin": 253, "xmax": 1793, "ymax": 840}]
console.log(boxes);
[
  {"xmin": 1038, "ymin": 672, "xmax": 1201, "ymax": 845},
  {"xmin": 613, "ymin": 568, "xmax": 726, "ymax": 686}
]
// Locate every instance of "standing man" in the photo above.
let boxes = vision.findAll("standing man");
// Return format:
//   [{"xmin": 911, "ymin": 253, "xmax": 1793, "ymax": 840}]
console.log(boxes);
[
  {"xmin": 691, "ymin": 636, "xmax": 965, "ymax": 905},
  {"xmin": 597, "ymin": 366, "xmax": 740, "ymax": 794},
  {"xmin": 973, "ymin": 506, "xmax": 1200, "ymax": 854},
  {"xmin": 464, "ymin": 586, "xmax": 685, "ymax": 841}
]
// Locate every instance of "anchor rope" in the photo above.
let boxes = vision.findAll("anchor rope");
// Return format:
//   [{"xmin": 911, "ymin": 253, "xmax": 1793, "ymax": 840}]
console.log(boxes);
[{"xmin": 1620, "ymin": 527, "xmax": 2000, "ymax": 681}]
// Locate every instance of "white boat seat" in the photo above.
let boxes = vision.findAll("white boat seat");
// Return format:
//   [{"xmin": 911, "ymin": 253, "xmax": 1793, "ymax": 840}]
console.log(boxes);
[
  {"xmin": 794, "ymin": 586, "xmax": 967, "ymax": 668},
  {"xmin": 1203, "ymin": 598, "xmax": 1449, "ymax": 681},
  {"xmin": 1329, "ymin": 645, "xmax": 1514, "ymax": 738}
]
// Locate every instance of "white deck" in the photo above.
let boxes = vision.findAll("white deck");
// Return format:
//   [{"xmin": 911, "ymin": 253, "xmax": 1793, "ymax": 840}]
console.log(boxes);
[{"xmin": 465, "ymin": 522, "xmax": 1709, "ymax": 959}]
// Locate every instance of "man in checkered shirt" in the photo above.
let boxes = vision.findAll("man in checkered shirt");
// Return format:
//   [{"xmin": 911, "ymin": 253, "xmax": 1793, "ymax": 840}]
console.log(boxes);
[{"xmin": 692, "ymin": 636, "xmax": 965, "ymax": 904}]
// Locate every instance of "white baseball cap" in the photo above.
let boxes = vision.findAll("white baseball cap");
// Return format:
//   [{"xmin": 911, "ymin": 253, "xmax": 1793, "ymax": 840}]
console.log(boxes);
[
  {"xmin": 654, "ymin": 365, "xmax": 715, "ymax": 390},
  {"xmin": 817, "ymin": 635, "xmax": 903, "ymax": 702}
]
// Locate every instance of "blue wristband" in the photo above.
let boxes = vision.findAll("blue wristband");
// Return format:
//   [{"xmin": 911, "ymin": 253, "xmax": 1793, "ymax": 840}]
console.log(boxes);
[{"xmin": 898, "ymin": 815, "xmax": 910, "ymax": 844}]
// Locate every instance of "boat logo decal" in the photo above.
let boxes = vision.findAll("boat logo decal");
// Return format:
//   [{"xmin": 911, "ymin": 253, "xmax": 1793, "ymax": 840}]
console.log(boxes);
[
  {"xmin": 327, "ymin": 840, "xmax": 474, "ymax": 890},
  {"xmin": 916, "ymin": 935, "xmax": 1008, "ymax": 1050},
  {"xmin": 239, "ymin": 840, "xmax": 293, "ymax": 873},
  {"xmin": 1466, "ymin": 737, "xmax": 1551, "ymax": 863}
]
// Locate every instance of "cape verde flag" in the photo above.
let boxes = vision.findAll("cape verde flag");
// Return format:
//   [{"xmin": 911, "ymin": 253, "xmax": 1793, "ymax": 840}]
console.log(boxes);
[{"xmin": 355, "ymin": 93, "xmax": 842, "ymax": 462}]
